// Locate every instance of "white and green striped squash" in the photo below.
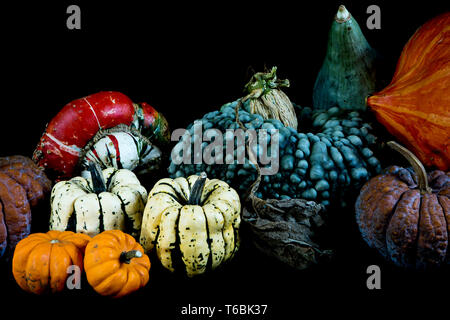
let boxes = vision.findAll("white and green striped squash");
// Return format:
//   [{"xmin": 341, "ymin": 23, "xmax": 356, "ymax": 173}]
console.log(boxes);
[
  {"xmin": 49, "ymin": 163, "xmax": 147, "ymax": 237},
  {"xmin": 140, "ymin": 173, "xmax": 241, "ymax": 277}
]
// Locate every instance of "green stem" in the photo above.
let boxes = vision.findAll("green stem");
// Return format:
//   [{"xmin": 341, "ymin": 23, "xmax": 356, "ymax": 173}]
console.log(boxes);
[
  {"xmin": 188, "ymin": 172, "xmax": 207, "ymax": 205},
  {"xmin": 120, "ymin": 250, "xmax": 143, "ymax": 264},
  {"xmin": 244, "ymin": 66, "xmax": 290, "ymax": 98},
  {"xmin": 88, "ymin": 162, "xmax": 107, "ymax": 193},
  {"xmin": 387, "ymin": 141, "xmax": 431, "ymax": 194}
]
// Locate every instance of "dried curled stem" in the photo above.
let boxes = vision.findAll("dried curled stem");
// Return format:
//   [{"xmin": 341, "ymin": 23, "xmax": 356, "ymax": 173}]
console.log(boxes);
[
  {"xmin": 387, "ymin": 141, "xmax": 431, "ymax": 194},
  {"xmin": 234, "ymin": 97, "xmax": 283, "ymax": 213}
]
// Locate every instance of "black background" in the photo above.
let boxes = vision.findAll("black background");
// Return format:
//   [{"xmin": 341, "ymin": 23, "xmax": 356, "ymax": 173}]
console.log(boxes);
[{"xmin": 1, "ymin": 1, "xmax": 450, "ymax": 318}]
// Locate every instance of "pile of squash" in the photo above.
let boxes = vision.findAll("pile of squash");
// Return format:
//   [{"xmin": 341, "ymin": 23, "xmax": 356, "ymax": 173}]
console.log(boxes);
[
  {"xmin": 168, "ymin": 81, "xmax": 382, "ymax": 208},
  {"xmin": 357, "ymin": 11, "xmax": 450, "ymax": 269},
  {"xmin": 13, "ymin": 229, "xmax": 150, "ymax": 297},
  {"xmin": 2, "ymin": 89, "xmax": 243, "ymax": 297},
  {"xmin": 0, "ymin": 5, "xmax": 449, "ymax": 298},
  {"xmin": 167, "ymin": 6, "xmax": 385, "ymax": 208}
]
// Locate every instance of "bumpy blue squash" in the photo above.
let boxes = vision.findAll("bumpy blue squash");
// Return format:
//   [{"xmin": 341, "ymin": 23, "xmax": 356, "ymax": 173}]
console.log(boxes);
[{"xmin": 168, "ymin": 99, "xmax": 381, "ymax": 208}]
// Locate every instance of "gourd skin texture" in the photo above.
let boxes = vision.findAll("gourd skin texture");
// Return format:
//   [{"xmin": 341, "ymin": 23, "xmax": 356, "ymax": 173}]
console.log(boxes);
[
  {"xmin": 80, "ymin": 128, "xmax": 163, "ymax": 177},
  {"xmin": 244, "ymin": 67, "xmax": 298, "ymax": 130},
  {"xmin": 50, "ymin": 167, "xmax": 147, "ymax": 237},
  {"xmin": 140, "ymin": 174, "xmax": 241, "ymax": 277},
  {"xmin": 313, "ymin": 6, "xmax": 378, "ymax": 111},
  {"xmin": 367, "ymin": 12, "xmax": 450, "ymax": 171},
  {"xmin": 168, "ymin": 100, "xmax": 381, "ymax": 208},
  {"xmin": 84, "ymin": 230, "xmax": 150, "ymax": 298},
  {"xmin": 356, "ymin": 166, "xmax": 450, "ymax": 269},
  {"xmin": 0, "ymin": 156, "xmax": 51, "ymax": 257},
  {"xmin": 33, "ymin": 91, "xmax": 170, "ymax": 180},
  {"xmin": 12, "ymin": 230, "xmax": 91, "ymax": 294}
]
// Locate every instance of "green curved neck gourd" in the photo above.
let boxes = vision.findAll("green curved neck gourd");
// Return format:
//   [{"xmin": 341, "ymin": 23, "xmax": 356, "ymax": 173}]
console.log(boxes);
[{"xmin": 313, "ymin": 5, "xmax": 378, "ymax": 112}]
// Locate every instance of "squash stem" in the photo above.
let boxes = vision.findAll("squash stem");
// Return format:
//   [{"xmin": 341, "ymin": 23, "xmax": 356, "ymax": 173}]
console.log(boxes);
[
  {"xmin": 188, "ymin": 172, "xmax": 207, "ymax": 205},
  {"xmin": 120, "ymin": 250, "xmax": 143, "ymax": 264},
  {"xmin": 335, "ymin": 5, "xmax": 351, "ymax": 23},
  {"xmin": 387, "ymin": 141, "xmax": 431, "ymax": 194},
  {"xmin": 244, "ymin": 66, "xmax": 290, "ymax": 98},
  {"xmin": 88, "ymin": 162, "xmax": 107, "ymax": 194},
  {"xmin": 235, "ymin": 98, "xmax": 262, "ymax": 202}
]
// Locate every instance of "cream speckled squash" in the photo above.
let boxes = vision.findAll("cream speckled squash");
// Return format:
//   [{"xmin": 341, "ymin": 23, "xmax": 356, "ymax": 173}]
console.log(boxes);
[
  {"xmin": 50, "ymin": 163, "xmax": 147, "ymax": 237},
  {"xmin": 140, "ymin": 173, "xmax": 241, "ymax": 277}
]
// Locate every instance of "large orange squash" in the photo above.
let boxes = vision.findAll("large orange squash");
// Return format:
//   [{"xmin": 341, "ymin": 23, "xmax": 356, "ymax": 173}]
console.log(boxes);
[{"xmin": 367, "ymin": 12, "xmax": 450, "ymax": 171}]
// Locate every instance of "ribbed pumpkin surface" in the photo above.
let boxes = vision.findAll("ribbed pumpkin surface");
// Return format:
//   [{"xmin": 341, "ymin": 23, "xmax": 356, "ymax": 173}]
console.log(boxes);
[{"xmin": 367, "ymin": 12, "xmax": 450, "ymax": 170}]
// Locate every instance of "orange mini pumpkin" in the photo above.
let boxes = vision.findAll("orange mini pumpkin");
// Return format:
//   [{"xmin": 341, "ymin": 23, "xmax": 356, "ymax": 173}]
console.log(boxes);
[
  {"xmin": 84, "ymin": 230, "xmax": 150, "ymax": 298},
  {"xmin": 367, "ymin": 12, "xmax": 450, "ymax": 171},
  {"xmin": 12, "ymin": 230, "xmax": 91, "ymax": 294}
]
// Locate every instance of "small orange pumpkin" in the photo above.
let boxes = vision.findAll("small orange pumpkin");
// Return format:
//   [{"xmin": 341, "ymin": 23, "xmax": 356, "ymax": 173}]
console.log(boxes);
[
  {"xmin": 12, "ymin": 230, "xmax": 91, "ymax": 294},
  {"xmin": 367, "ymin": 12, "xmax": 450, "ymax": 171},
  {"xmin": 84, "ymin": 230, "xmax": 150, "ymax": 298}
]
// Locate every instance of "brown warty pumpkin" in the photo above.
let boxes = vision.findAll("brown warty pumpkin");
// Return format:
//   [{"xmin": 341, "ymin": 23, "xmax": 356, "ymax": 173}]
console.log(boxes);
[
  {"xmin": 0, "ymin": 156, "xmax": 52, "ymax": 258},
  {"xmin": 12, "ymin": 230, "xmax": 91, "ymax": 294},
  {"xmin": 84, "ymin": 230, "xmax": 150, "ymax": 298},
  {"xmin": 356, "ymin": 141, "xmax": 449, "ymax": 269},
  {"xmin": 366, "ymin": 12, "xmax": 450, "ymax": 171}
]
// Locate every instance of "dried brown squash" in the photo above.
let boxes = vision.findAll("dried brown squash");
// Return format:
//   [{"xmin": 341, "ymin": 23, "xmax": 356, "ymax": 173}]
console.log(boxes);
[
  {"xmin": 0, "ymin": 156, "xmax": 51, "ymax": 257},
  {"xmin": 356, "ymin": 142, "xmax": 449, "ymax": 269}
]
